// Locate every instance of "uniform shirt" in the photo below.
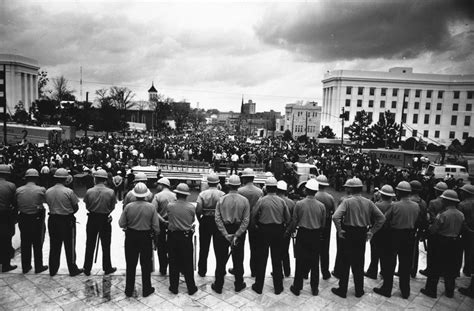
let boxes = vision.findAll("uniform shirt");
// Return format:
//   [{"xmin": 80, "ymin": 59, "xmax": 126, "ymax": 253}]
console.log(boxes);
[
  {"xmin": 428, "ymin": 197, "xmax": 444, "ymax": 222},
  {"xmin": 167, "ymin": 199, "xmax": 196, "ymax": 232},
  {"xmin": 410, "ymin": 194, "xmax": 429, "ymax": 229},
  {"xmin": 375, "ymin": 200, "xmax": 393, "ymax": 215},
  {"xmin": 238, "ymin": 183, "xmax": 263, "ymax": 211},
  {"xmin": 458, "ymin": 198, "xmax": 474, "ymax": 230},
  {"xmin": 315, "ymin": 191, "xmax": 336, "ymax": 220},
  {"xmin": 333, "ymin": 194, "xmax": 385, "ymax": 234},
  {"xmin": 215, "ymin": 191, "xmax": 250, "ymax": 237},
  {"xmin": 45, "ymin": 183, "xmax": 79, "ymax": 215},
  {"xmin": 0, "ymin": 178, "xmax": 16, "ymax": 211},
  {"xmin": 151, "ymin": 188, "xmax": 176, "ymax": 218},
  {"xmin": 385, "ymin": 197, "xmax": 420, "ymax": 229},
  {"xmin": 429, "ymin": 206, "xmax": 465, "ymax": 237},
  {"xmin": 196, "ymin": 187, "xmax": 225, "ymax": 217},
  {"xmin": 16, "ymin": 182, "xmax": 46, "ymax": 214},
  {"xmin": 84, "ymin": 183, "xmax": 116, "ymax": 214},
  {"xmin": 251, "ymin": 193, "xmax": 290, "ymax": 225},
  {"xmin": 291, "ymin": 195, "xmax": 326, "ymax": 230},
  {"xmin": 119, "ymin": 200, "xmax": 160, "ymax": 233},
  {"xmin": 280, "ymin": 195, "xmax": 296, "ymax": 216},
  {"xmin": 123, "ymin": 189, "xmax": 153, "ymax": 207}
]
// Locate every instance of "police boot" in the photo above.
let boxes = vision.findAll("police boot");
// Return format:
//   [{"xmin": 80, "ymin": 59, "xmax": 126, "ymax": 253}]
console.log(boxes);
[{"xmin": 459, "ymin": 276, "xmax": 474, "ymax": 298}]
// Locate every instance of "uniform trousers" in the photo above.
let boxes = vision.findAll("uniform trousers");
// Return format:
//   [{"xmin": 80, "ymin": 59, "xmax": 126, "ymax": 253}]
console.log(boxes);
[
  {"xmin": 18, "ymin": 212, "xmax": 46, "ymax": 271},
  {"xmin": 293, "ymin": 228, "xmax": 321, "ymax": 291},
  {"xmin": 254, "ymin": 223, "xmax": 284, "ymax": 292},
  {"xmin": 411, "ymin": 231, "xmax": 421, "ymax": 277},
  {"xmin": 124, "ymin": 229, "xmax": 153, "ymax": 296},
  {"xmin": 281, "ymin": 233, "xmax": 291, "ymax": 277},
  {"xmin": 83, "ymin": 213, "xmax": 112, "ymax": 273},
  {"xmin": 333, "ymin": 234, "xmax": 344, "ymax": 277},
  {"xmin": 156, "ymin": 222, "xmax": 168, "ymax": 275},
  {"xmin": 168, "ymin": 231, "xmax": 197, "ymax": 292},
  {"xmin": 214, "ymin": 224, "xmax": 246, "ymax": 290},
  {"xmin": 366, "ymin": 227, "xmax": 389, "ymax": 276},
  {"xmin": 0, "ymin": 210, "xmax": 15, "ymax": 266},
  {"xmin": 198, "ymin": 216, "xmax": 218, "ymax": 275},
  {"xmin": 337, "ymin": 226, "xmax": 367, "ymax": 294},
  {"xmin": 320, "ymin": 220, "xmax": 332, "ymax": 276},
  {"xmin": 248, "ymin": 228, "xmax": 258, "ymax": 276},
  {"xmin": 48, "ymin": 214, "xmax": 81, "ymax": 275}
]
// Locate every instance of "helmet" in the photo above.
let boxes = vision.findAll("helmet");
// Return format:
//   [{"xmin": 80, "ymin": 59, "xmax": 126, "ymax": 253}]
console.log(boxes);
[
  {"xmin": 316, "ymin": 175, "xmax": 329, "ymax": 186},
  {"xmin": 0, "ymin": 164, "xmax": 11, "ymax": 175},
  {"xmin": 228, "ymin": 175, "xmax": 241, "ymax": 186},
  {"xmin": 207, "ymin": 173, "xmax": 219, "ymax": 184},
  {"xmin": 134, "ymin": 172, "xmax": 148, "ymax": 182},
  {"xmin": 131, "ymin": 182, "xmax": 151, "ymax": 198},
  {"xmin": 277, "ymin": 180, "xmax": 288, "ymax": 191},
  {"xmin": 379, "ymin": 185, "xmax": 396, "ymax": 197},
  {"xmin": 241, "ymin": 168, "xmax": 256, "ymax": 177},
  {"xmin": 409, "ymin": 180, "xmax": 422, "ymax": 191},
  {"xmin": 396, "ymin": 181, "xmax": 412, "ymax": 192},
  {"xmin": 174, "ymin": 183, "xmax": 190, "ymax": 196},
  {"xmin": 25, "ymin": 168, "xmax": 39, "ymax": 178},
  {"xmin": 93, "ymin": 169, "xmax": 108, "ymax": 179},
  {"xmin": 264, "ymin": 172, "xmax": 274, "ymax": 178},
  {"xmin": 440, "ymin": 189, "xmax": 460, "ymax": 202},
  {"xmin": 305, "ymin": 179, "xmax": 319, "ymax": 191},
  {"xmin": 460, "ymin": 184, "xmax": 474, "ymax": 195},
  {"xmin": 265, "ymin": 177, "xmax": 278, "ymax": 187},
  {"xmin": 157, "ymin": 177, "xmax": 170, "ymax": 187},
  {"xmin": 434, "ymin": 181, "xmax": 448, "ymax": 192},
  {"xmin": 344, "ymin": 177, "xmax": 363, "ymax": 188},
  {"xmin": 117, "ymin": 170, "xmax": 122, "ymax": 175},
  {"xmin": 54, "ymin": 168, "xmax": 69, "ymax": 178}
]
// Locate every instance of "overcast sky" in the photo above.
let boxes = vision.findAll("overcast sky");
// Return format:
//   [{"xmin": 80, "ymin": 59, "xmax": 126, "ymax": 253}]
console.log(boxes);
[{"xmin": 1, "ymin": 0, "xmax": 472, "ymax": 113}]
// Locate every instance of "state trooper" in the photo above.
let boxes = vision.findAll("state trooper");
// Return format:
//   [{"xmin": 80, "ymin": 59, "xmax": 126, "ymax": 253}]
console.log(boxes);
[
  {"xmin": 82, "ymin": 169, "xmax": 117, "ymax": 276},
  {"xmin": 45, "ymin": 168, "xmax": 83, "ymax": 276},
  {"xmin": 331, "ymin": 177, "xmax": 385, "ymax": 298},
  {"xmin": 365, "ymin": 184, "xmax": 395, "ymax": 280},
  {"xmin": 196, "ymin": 173, "xmax": 225, "ymax": 277},
  {"xmin": 288, "ymin": 179, "xmax": 326, "ymax": 296},
  {"xmin": 212, "ymin": 175, "xmax": 250, "ymax": 294},
  {"xmin": 421, "ymin": 190, "xmax": 465, "ymax": 299},
  {"xmin": 123, "ymin": 172, "xmax": 152, "ymax": 207},
  {"xmin": 151, "ymin": 177, "xmax": 175, "ymax": 275},
  {"xmin": 314, "ymin": 175, "xmax": 335, "ymax": 280},
  {"xmin": 276, "ymin": 180, "xmax": 295, "ymax": 277},
  {"xmin": 458, "ymin": 184, "xmax": 474, "ymax": 298},
  {"xmin": 374, "ymin": 181, "xmax": 420, "ymax": 299},
  {"xmin": 0, "ymin": 164, "xmax": 17, "ymax": 272},
  {"xmin": 16, "ymin": 168, "xmax": 48, "ymax": 274},
  {"xmin": 409, "ymin": 180, "xmax": 428, "ymax": 278},
  {"xmin": 167, "ymin": 183, "xmax": 198, "ymax": 295},
  {"xmin": 251, "ymin": 177, "xmax": 290, "ymax": 295},
  {"xmin": 119, "ymin": 182, "xmax": 160, "ymax": 297}
]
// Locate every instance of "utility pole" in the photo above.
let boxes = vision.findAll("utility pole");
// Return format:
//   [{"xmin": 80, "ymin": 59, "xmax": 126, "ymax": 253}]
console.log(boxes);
[
  {"xmin": 1, "ymin": 65, "xmax": 7, "ymax": 144},
  {"xmin": 80, "ymin": 66, "xmax": 83, "ymax": 101},
  {"xmin": 398, "ymin": 96, "xmax": 407, "ymax": 146},
  {"xmin": 340, "ymin": 107, "xmax": 345, "ymax": 147}
]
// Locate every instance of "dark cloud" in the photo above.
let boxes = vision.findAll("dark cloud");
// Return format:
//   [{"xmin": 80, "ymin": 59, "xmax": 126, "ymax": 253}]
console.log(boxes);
[{"xmin": 255, "ymin": 0, "xmax": 474, "ymax": 61}]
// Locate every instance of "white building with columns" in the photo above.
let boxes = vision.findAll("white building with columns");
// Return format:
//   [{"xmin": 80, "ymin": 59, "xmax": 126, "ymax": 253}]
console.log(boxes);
[
  {"xmin": 0, "ymin": 54, "xmax": 40, "ymax": 114},
  {"xmin": 322, "ymin": 67, "xmax": 474, "ymax": 145}
]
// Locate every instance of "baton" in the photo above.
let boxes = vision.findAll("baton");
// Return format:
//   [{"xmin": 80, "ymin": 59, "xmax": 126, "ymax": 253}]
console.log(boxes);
[
  {"xmin": 422, "ymin": 239, "xmax": 427, "ymax": 252},
  {"xmin": 94, "ymin": 233, "xmax": 100, "ymax": 264},
  {"xmin": 193, "ymin": 235, "xmax": 197, "ymax": 271},
  {"xmin": 292, "ymin": 235, "xmax": 296, "ymax": 259}
]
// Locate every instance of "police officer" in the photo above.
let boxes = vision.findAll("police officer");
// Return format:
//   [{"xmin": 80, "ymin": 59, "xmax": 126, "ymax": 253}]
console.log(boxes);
[
  {"xmin": 167, "ymin": 183, "xmax": 198, "ymax": 295},
  {"xmin": 251, "ymin": 177, "xmax": 290, "ymax": 295},
  {"xmin": 288, "ymin": 179, "xmax": 326, "ymax": 296},
  {"xmin": 151, "ymin": 177, "xmax": 175, "ymax": 275},
  {"xmin": 421, "ymin": 190, "xmax": 465, "ymax": 298},
  {"xmin": 409, "ymin": 180, "xmax": 428, "ymax": 278},
  {"xmin": 315, "ymin": 175, "xmax": 335, "ymax": 280},
  {"xmin": 365, "ymin": 184, "xmax": 395, "ymax": 280},
  {"xmin": 276, "ymin": 180, "xmax": 295, "ymax": 277},
  {"xmin": 331, "ymin": 177, "xmax": 385, "ymax": 298},
  {"xmin": 45, "ymin": 168, "xmax": 83, "ymax": 277},
  {"xmin": 123, "ymin": 172, "xmax": 152, "ymax": 207},
  {"xmin": 0, "ymin": 164, "xmax": 17, "ymax": 272},
  {"xmin": 459, "ymin": 184, "xmax": 474, "ymax": 298},
  {"xmin": 374, "ymin": 181, "xmax": 420, "ymax": 299},
  {"xmin": 119, "ymin": 182, "xmax": 160, "ymax": 297},
  {"xmin": 212, "ymin": 175, "xmax": 250, "ymax": 293},
  {"xmin": 196, "ymin": 173, "xmax": 225, "ymax": 277},
  {"xmin": 16, "ymin": 168, "xmax": 48, "ymax": 274},
  {"xmin": 82, "ymin": 169, "xmax": 117, "ymax": 276}
]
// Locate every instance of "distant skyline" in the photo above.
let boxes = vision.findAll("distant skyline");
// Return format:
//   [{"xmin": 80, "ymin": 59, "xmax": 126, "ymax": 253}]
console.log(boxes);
[{"xmin": 1, "ymin": 0, "xmax": 472, "ymax": 113}]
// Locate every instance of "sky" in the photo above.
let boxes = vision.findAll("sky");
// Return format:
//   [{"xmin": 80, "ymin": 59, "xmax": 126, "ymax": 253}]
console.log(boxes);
[{"xmin": 1, "ymin": 0, "xmax": 473, "ymax": 113}]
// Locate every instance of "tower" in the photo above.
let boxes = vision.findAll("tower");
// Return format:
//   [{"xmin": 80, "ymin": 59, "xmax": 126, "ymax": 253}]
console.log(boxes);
[{"xmin": 148, "ymin": 82, "xmax": 158, "ymax": 102}]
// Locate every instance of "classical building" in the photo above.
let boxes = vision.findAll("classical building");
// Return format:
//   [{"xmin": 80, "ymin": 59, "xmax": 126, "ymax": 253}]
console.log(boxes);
[
  {"xmin": 0, "ymin": 54, "xmax": 40, "ymax": 114},
  {"xmin": 240, "ymin": 98, "xmax": 256, "ymax": 115},
  {"xmin": 322, "ymin": 67, "xmax": 474, "ymax": 145},
  {"xmin": 284, "ymin": 101, "xmax": 321, "ymax": 138}
]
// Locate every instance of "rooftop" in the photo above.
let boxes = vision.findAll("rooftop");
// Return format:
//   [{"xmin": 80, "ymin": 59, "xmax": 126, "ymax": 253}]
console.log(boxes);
[{"xmin": 0, "ymin": 53, "xmax": 40, "ymax": 70}]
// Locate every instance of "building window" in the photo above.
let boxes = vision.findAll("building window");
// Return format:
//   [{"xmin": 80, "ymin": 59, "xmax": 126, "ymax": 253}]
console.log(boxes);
[
  {"xmin": 391, "ymin": 101, "xmax": 397, "ymax": 109},
  {"xmin": 453, "ymin": 103, "xmax": 458, "ymax": 111},
  {"xmin": 412, "ymin": 129, "xmax": 417, "ymax": 137},
  {"xmin": 378, "ymin": 112, "xmax": 384, "ymax": 121},
  {"xmin": 346, "ymin": 86, "xmax": 352, "ymax": 95},
  {"xmin": 465, "ymin": 116, "xmax": 471, "ymax": 126},
  {"xmin": 402, "ymin": 113, "xmax": 407, "ymax": 123},
  {"xmin": 451, "ymin": 115, "xmax": 457, "ymax": 125},
  {"xmin": 435, "ymin": 115, "xmax": 441, "ymax": 124},
  {"xmin": 345, "ymin": 99, "xmax": 351, "ymax": 107},
  {"xmin": 380, "ymin": 100, "xmax": 385, "ymax": 108},
  {"xmin": 404, "ymin": 89, "xmax": 410, "ymax": 98},
  {"xmin": 368, "ymin": 112, "xmax": 373, "ymax": 121},
  {"xmin": 413, "ymin": 114, "xmax": 418, "ymax": 124},
  {"xmin": 357, "ymin": 100, "xmax": 362, "ymax": 107},
  {"xmin": 393, "ymin": 88, "xmax": 398, "ymax": 97},
  {"xmin": 369, "ymin": 100, "xmax": 374, "ymax": 108},
  {"xmin": 414, "ymin": 102, "xmax": 419, "ymax": 109},
  {"xmin": 449, "ymin": 131, "xmax": 455, "ymax": 139},
  {"xmin": 403, "ymin": 102, "xmax": 408, "ymax": 109},
  {"xmin": 423, "ymin": 130, "xmax": 429, "ymax": 137},
  {"xmin": 454, "ymin": 91, "xmax": 460, "ymax": 99},
  {"xmin": 467, "ymin": 103, "xmax": 472, "ymax": 111},
  {"xmin": 463, "ymin": 132, "xmax": 469, "ymax": 139},
  {"xmin": 468, "ymin": 91, "xmax": 473, "ymax": 99},
  {"xmin": 358, "ymin": 87, "xmax": 364, "ymax": 95},
  {"xmin": 427, "ymin": 90, "xmax": 432, "ymax": 98},
  {"xmin": 437, "ymin": 103, "xmax": 442, "ymax": 110},
  {"xmin": 415, "ymin": 89, "xmax": 421, "ymax": 98},
  {"xmin": 425, "ymin": 102, "xmax": 430, "ymax": 110},
  {"xmin": 402, "ymin": 129, "xmax": 406, "ymax": 136},
  {"xmin": 424, "ymin": 114, "xmax": 430, "ymax": 124},
  {"xmin": 381, "ymin": 88, "xmax": 387, "ymax": 96},
  {"xmin": 438, "ymin": 90, "xmax": 444, "ymax": 99},
  {"xmin": 369, "ymin": 88, "xmax": 375, "ymax": 96},
  {"xmin": 435, "ymin": 131, "xmax": 440, "ymax": 138}
]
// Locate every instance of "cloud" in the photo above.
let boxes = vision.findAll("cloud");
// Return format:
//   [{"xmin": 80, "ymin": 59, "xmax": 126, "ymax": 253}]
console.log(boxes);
[{"xmin": 255, "ymin": 0, "xmax": 474, "ymax": 61}]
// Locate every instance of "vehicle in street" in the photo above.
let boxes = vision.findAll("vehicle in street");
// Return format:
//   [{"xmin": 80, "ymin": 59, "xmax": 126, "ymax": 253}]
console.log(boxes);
[{"xmin": 423, "ymin": 164, "xmax": 470, "ymax": 184}]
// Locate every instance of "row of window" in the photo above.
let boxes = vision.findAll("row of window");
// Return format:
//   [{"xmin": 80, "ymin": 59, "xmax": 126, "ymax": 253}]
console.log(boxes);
[
  {"xmin": 411, "ymin": 130, "xmax": 470, "ymax": 140},
  {"xmin": 348, "ymin": 111, "xmax": 471, "ymax": 127},
  {"xmin": 293, "ymin": 125, "xmax": 318, "ymax": 133},
  {"xmin": 345, "ymin": 86, "xmax": 473, "ymax": 99},
  {"xmin": 345, "ymin": 99, "xmax": 473, "ymax": 112},
  {"xmin": 295, "ymin": 111, "xmax": 318, "ymax": 117}
]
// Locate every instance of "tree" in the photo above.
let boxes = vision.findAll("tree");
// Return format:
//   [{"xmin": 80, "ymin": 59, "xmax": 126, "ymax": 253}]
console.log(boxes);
[
  {"xmin": 189, "ymin": 108, "xmax": 206, "ymax": 129},
  {"xmin": 170, "ymin": 101, "xmax": 191, "ymax": 130},
  {"xmin": 402, "ymin": 137, "xmax": 417, "ymax": 150},
  {"xmin": 13, "ymin": 101, "xmax": 30, "ymax": 124},
  {"xmin": 448, "ymin": 139, "xmax": 463, "ymax": 160},
  {"xmin": 463, "ymin": 136, "xmax": 474, "ymax": 153},
  {"xmin": 370, "ymin": 111, "xmax": 400, "ymax": 148},
  {"xmin": 51, "ymin": 76, "xmax": 75, "ymax": 102},
  {"xmin": 297, "ymin": 134, "xmax": 308, "ymax": 143},
  {"xmin": 109, "ymin": 86, "xmax": 135, "ymax": 110},
  {"xmin": 150, "ymin": 96, "xmax": 173, "ymax": 132},
  {"xmin": 347, "ymin": 110, "xmax": 372, "ymax": 147},
  {"xmin": 32, "ymin": 99, "xmax": 60, "ymax": 125},
  {"xmin": 318, "ymin": 125, "xmax": 336, "ymax": 139},
  {"xmin": 37, "ymin": 70, "xmax": 49, "ymax": 98},
  {"xmin": 283, "ymin": 129, "xmax": 293, "ymax": 141}
]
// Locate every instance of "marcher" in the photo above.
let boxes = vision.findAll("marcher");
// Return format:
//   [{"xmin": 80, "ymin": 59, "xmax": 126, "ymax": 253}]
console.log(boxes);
[
  {"xmin": 331, "ymin": 177, "xmax": 385, "ymax": 298},
  {"xmin": 119, "ymin": 182, "xmax": 160, "ymax": 297},
  {"xmin": 276, "ymin": 180, "xmax": 295, "ymax": 277},
  {"xmin": 112, "ymin": 171, "xmax": 124, "ymax": 201},
  {"xmin": 16, "ymin": 168, "xmax": 48, "ymax": 274},
  {"xmin": 167, "ymin": 183, "xmax": 198, "ymax": 295},
  {"xmin": 196, "ymin": 173, "xmax": 225, "ymax": 277},
  {"xmin": 288, "ymin": 179, "xmax": 326, "ymax": 296},
  {"xmin": 420, "ymin": 190, "xmax": 465, "ymax": 299},
  {"xmin": 251, "ymin": 177, "xmax": 290, "ymax": 295},
  {"xmin": 82, "ymin": 169, "xmax": 117, "ymax": 276},
  {"xmin": 45, "ymin": 168, "xmax": 83, "ymax": 276},
  {"xmin": 212, "ymin": 175, "xmax": 250, "ymax": 293},
  {"xmin": 458, "ymin": 184, "xmax": 474, "ymax": 298},
  {"xmin": 0, "ymin": 164, "xmax": 17, "ymax": 272},
  {"xmin": 230, "ymin": 152, "xmax": 239, "ymax": 175}
]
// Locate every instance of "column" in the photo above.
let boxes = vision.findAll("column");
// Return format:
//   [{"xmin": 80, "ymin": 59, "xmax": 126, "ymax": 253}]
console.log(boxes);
[
  {"xmin": 26, "ymin": 74, "xmax": 31, "ymax": 110},
  {"xmin": 33, "ymin": 75, "xmax": 38, "ymax": 100}
]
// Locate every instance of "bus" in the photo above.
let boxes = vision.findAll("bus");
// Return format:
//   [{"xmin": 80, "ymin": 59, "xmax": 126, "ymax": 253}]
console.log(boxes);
[{"xmin": 0, "ymin": 123, "xmax": 64, "ymax": 145}]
